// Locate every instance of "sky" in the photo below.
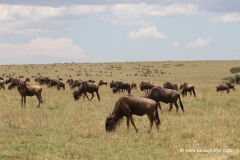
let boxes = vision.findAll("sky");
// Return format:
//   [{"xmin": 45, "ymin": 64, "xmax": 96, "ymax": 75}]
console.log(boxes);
[{"xmin": 0, "ymin": 0, "xmax": 240, "ymax": 64}]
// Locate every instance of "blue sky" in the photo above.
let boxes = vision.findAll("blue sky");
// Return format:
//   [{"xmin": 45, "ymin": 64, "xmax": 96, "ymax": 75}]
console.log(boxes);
[{"xmin": 0, "ymin": 0, "xmax": 240, "ymax": 64}]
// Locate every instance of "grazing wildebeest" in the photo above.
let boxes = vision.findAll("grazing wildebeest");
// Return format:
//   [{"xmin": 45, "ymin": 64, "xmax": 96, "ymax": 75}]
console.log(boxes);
[
  {"xmin": 17, "ymin": 82, "xmax": 43, "ymax": 108},
  {"xmin": 130, "ymin": 82, "xmax": 137, "ymax": 89},
  {"xmin": 110, "ymin": 80, "xmax": 118, "ymax": 88},
  {"xmin": 7, "ymin": 77, "xmax": 30, "ymax": 90},
  {"xmin": 35, "ymin": 77, "xmax": 51, "ymax": 85},
  {"xmin": 179, "ymin": 82, "xmax": 196, "ymax": 97},
  {"xmin": 226, "ymin": 83, "xmax": 235, "ymax": 91},
  {"xmin": 112, "ymin": 81, "xmax": 131, "ymax": 94},
  {"xmin": 72, "ymin": 81, "xmax": 100, "ymax": 101},
  {"xmin": 48, "ymin": 79, "xmax": 58, "ymax": 88},
  {"xmin": 71, "ymin": 80, "xmax": 83, "ymax": 89},
  {"xmin": 105, "ymin": 95, "xmax": 160, "ymax": 133},
  {"xmin": 144, "ymin": 86, "xmax": 184, "ymax": 112},
  {"xmin": 216, "ymin": 84, "xmax": 229, "ymax": 93},
  {"xmin": 163, "ymin": 82, "xmax": 178, "ymax": 91},
  {"xmin": 139, "ymin": 81, "xmax": 155, "ymax": 93},
  {"xmin": 98, "ymin": 80, "xmax": 107, "ymax": 86}
]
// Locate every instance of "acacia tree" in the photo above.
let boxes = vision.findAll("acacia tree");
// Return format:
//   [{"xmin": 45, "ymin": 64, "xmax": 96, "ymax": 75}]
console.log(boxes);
[
  {"xmin": 229, "ymin": 67, "xmax": 240, "ymax": 83},
  {"xmin": 230, "ymin": 67, "xmax": 240, "ymax": 75}
]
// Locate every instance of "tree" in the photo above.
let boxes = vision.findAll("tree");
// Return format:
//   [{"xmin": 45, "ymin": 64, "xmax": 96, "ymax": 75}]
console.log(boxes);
[{"xmin": 230, "ymin": 67, "xmax": 240, "ymax": 75}]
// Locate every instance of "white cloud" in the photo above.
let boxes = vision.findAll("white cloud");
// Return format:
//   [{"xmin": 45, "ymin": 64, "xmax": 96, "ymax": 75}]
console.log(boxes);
[
  {"xmin": 209, "ymin": 13, "xmax": 240, "ymax": 23},
  {"xmin": 0, "ymin": 4, "xmax": 106, "ymax": 35},
  {"xmin": 172, "ymin": 41, "xmax": 180, "ymax": 47},
  {"xmin": 111, "ymin": 3, "xmax": 198, "ymax": 26},
  {"xmin": 185, "ymin": 37, "xmax": 211, "ymax": 48},
  {"xmin": 128, "ymin": 26, "xmax": 167, "ymax": 40},
  {"xmin": 0, "ymin": 37, "xmax": 87, "ymax": 64}
]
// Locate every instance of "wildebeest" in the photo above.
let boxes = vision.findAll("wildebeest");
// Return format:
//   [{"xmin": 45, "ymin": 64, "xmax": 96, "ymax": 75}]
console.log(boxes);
[
  {"xmin": 57, "ymin": 80, "xmax": 65, "ymax": 90},
  {"xmin": 179, "ymin": 82, "xmax": 196, "ymax": 97},
  {"xmin": 66, "ymin": 78, "xmax": 74, "ymax": 89},
  {"xmin": 144, "ymin": 86, "xmax": 184, "ymax": 112},
  {"xmin": 110, "ymin": 80, "xmax": 119, "ymax": 88},
  {"xmin": 163, "ymin": 82, "xmax": 178, "ymax": 91},
  {"xmin": 130, "ymin": 82, "xmax": 137, "ymax": 89},
  {"xmin": 139, "ymin": 81, "xmax": 155, "ymax": 93},
  {"xmin": 0, "ymin": 79, "xmax": 5, "ymax": 90},
  {"xmin": 7, "ymin": 77, "xmax": 30, "ymax": 90},
  {"xmin": 72, "ymin": 81, "xmax": 100, "ymax": 101},
  {"xmin": 105, "ymin": 95, "xmax": 160, "ymax": 133},
  {"xmin": 17, "ymin": 81, "xmax": 43, "ymax": 108},
  {"xmin": 98, "ymin": 80, "xmax": 107, "ymax": 86},
  {"xmin": 48, "ymin": 79, "xmax": 58, "ymax": 88},
  {"xmin": 71, "ymin": 80, "xmax": 83, "ymax": 89},
  {"xmin": 226, "ymin": 83, "xmax": 235, "ymax": 91},
  {"xmin": 112, "ymin": 81, "xmax": 131, "ymax": 94},
  {"xmin": 216, "ymin": 84, "xmax": 229, "ymax": 93}
]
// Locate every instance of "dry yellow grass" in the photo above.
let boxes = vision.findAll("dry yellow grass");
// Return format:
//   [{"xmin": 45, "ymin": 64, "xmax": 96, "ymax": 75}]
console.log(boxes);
[{"xmin": 0, "ymin": 60, "xmax": 239, "ymax": 159}]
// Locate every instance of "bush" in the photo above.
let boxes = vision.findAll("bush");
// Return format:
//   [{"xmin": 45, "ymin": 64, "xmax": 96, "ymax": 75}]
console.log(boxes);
[
  {"xmin": 222, "ymin": 76, "xmax": 236, "ymax": 84},
  {"xmin": 222, "ymin": 75, "xmax": 240, "ymax": 84}
]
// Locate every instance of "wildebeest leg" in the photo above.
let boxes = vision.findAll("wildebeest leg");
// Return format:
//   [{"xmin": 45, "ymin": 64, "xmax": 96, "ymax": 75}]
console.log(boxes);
[
  {"xmin": 193, "ymin": 89, "xmax": 196, "ymax": 97},
  {"xmin": 169, "ymin": 102, "xmax": 174, "ymax": 112},
  {"xmin": 147, "ymin": 114, "xmax": 154, "ymax": 133},
  {"xmin": 23, "ymin": 96, "xmax": 26, "ymax": 108},
  {"xmin": 129, "ymin": 115, "xmax": 138, "ymax": 133},
  {"xmin": 158, "ymin": 102, "xmax": 163, "ymax": 114},
  {"xmin": 96, "ymin": 91, "xmax": 100, "ymax": 101},
  {"xmin": 173, "ymin": 102, "xmax": 179, "ymax": 112},
  {"xmin": 83, "ymin": 93, "xmax": 91, "ymax": 101},
  {"xmin": 21, "ymin": 95, "xmax": 24, "ymax": 108},
  {"xmin": 36, "ymin": 94, "xmax": 43, "ymax": 108}
]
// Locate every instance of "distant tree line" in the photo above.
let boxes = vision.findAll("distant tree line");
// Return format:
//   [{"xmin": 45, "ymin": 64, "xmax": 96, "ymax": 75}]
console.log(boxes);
[{"xmin": 222, "ymin": 67, "xmax": 240, "ymax": 84}]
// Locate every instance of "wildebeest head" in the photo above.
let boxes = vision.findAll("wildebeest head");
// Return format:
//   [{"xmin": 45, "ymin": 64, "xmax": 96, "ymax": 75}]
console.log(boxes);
[
  {"xmin": 17, "ymin": 82, "xmax": 27, "ymax": 95},
  {"xmin": 105, "ymin": 114, "xmax": 115, "ymax": 132},
  {"xmin": 72, "ymin": 90, "xmax": 80, "ymax": 100}
]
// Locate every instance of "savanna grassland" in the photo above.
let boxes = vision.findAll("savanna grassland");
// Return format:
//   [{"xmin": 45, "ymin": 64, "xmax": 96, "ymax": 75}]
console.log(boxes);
[{"xmin": 0, "ymin": 60, "xmax": 240, "ymax": 160}]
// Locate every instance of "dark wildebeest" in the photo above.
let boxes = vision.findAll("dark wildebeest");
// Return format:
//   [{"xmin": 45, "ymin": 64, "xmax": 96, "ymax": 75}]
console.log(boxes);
[
  {"xmin": 179, "ymin": 82, "xmax": 196, "ymax": 97},
  {"xmin": 66, "ymin": 78, "xmax": 74, "ymax": 89},
  {"xmin": 7, "ymin": 77, "xmax": 30, "ymax": 90},
  {"xmin": 130, "ymin": 82, "xmax": 137, "ymax": 89},
  {"xmin": 216, "ymin": 84, "xmax": 230, "ymax": 93},
  {"xmin": 88, "ymin": 79, "xmax": 95, "ymax": 83},
  {"xmin": 139, "ymin": 81, "xmax": 155, "ymax": 93},
  {"xmin": 48, "ymin": 79, "xmax": 58, "ymax": 88},
  {"xmin": 71, "ymin": 80, "xmax": 83, "ymax": 89},
  {"xmin": 163, "ymin": 82, "xmax": 178, "ymax": 91},
  {"xmin": 98, "ymin": 80, "xmax": 107, "ymax": 86},
  {"xmin": 17, "ymin": 81, "xmax": 43, "ymax": 108},
  {"xmin": 35, "ymin": 77, "xmax": 51, "ymax": 85},
  {"xmin": 110, "ymin": 80, "xmax": 119, "ymax": 88},
  {"xmin": 6, "ymin": 77, "xmax": 20, "ymax": 90},
  {"xmin": 72, "ymin": 81, "xmax": 100, "ymax": 101},
  {"xmin": 105, "ymin": 95, "xmax": 160, "ymax": 133},
  {"xmin": 226, "ymin": 83, "xmax": 235, "ymax": 91},
  {"xmin": 57, "ymin": 80, "xmax": 65, "ymax": 90},
  {"xmin": 144, "ymin": 86, "xmax": 184, "ymax": 112},
  {"xmin": 112, "ymin": 81, "xmax": 131, "ymax": 94}
]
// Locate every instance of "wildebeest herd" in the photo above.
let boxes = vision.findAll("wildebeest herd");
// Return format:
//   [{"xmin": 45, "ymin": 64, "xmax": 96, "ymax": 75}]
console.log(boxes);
[{"xmin": 0, "ymin": 73, "xmax": 235, "ymax": 133}]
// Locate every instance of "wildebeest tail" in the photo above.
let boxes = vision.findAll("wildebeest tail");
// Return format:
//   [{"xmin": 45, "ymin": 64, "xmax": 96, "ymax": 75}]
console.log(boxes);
[
  {"xmin": 155, "ymin": 104, "xmax": 160, "ymax": 125},
  {"xmin": 178, "ymin": 95, "xmax": 184, "ymax": 112}
]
